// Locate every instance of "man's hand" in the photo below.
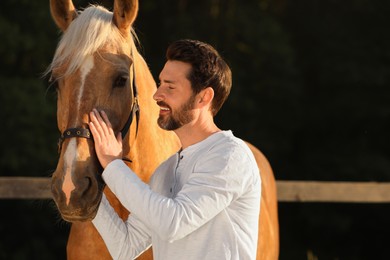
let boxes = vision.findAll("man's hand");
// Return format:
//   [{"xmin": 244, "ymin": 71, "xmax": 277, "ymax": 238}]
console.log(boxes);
[{"xmin": 89, "ymin": 109, "xmax": 123, "ymax": 169}]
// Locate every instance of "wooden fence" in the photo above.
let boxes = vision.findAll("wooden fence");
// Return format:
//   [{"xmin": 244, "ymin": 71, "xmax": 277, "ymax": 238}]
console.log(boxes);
[{"xmin": 1, "ymin": 177, "xmax": 390, "ymax": 203}]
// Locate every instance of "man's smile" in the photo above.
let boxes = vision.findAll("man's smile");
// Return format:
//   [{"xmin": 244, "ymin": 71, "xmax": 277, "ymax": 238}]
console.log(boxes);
[{"xmin": 157, "ymin": 102, "xmax": 171, "ymax": 115}]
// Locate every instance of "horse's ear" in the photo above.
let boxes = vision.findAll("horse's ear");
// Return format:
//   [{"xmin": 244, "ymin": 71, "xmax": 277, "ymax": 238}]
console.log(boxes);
[
  {"xmin": 113, "ymin": 0, "xmax": 139, "ymax": 36},
  {"xmin": 50, "ymin": 0, "xmax": 78, "ymax": 32}
]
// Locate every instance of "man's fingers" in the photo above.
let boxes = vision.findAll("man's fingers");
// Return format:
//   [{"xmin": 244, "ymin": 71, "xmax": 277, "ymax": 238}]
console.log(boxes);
[
  {"xmin": 101, "ymin": 110, "xmax": 115, "ymax": 136},
  {"xmin": 89, "ymin": 121, "xmax": 101, "ymax": 142},
  {"xmin": 94, "ymin": 109, "xmax": 110, "ymax": 137},
  {"xmin": 90, "ymin": 109, "xmax": 111, "ymax": 137},
  {"xmin": 89, "ymin": 109, "xmax": 118, "ymax": 141},
  {"xmin": 91, "ymin": 111, "xmax": 105, "ymax": 134},
  {"xmin": 89, "ymin": 111, "xmax": 102, "ymax": 140},
  {"xmin": 88, "ymin": 109, "xmax": 123, "ymax": 168},
  {"xmin": 116, "ymin": 132, "xmax": 123, "ymax": 146}
]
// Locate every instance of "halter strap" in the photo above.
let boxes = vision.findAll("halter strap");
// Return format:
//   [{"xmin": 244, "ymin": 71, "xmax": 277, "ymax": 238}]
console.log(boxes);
[
  {"xmin": 120, "ymin": 62, "xmax": 140, "ymax": 139},
  {"xmin": 57, "ymin": 128, "xmax": 92, "ymax": 153}
]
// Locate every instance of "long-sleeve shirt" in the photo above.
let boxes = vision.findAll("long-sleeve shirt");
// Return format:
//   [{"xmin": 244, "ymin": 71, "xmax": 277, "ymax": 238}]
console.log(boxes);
[{"xmin": 92, "ymin": 130, "xmax": 261, "ymax": 260}]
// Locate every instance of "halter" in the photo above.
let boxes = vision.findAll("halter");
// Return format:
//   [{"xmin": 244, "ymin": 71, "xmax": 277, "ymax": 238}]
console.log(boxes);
[{"xmin": 57, "ymin": 59, "xmax": 140, "ymax": 155}]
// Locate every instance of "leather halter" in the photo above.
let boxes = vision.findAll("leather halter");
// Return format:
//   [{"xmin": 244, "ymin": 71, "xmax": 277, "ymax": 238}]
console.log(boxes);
[{"xmin": 57, "ymin": 61, "xmax": 140, "ymax": 154}]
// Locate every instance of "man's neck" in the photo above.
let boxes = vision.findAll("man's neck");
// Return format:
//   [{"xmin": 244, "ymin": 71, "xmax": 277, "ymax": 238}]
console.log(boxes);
[{"xmin": 174, "ymin": 119, "xmax": 221, "ymax": 150}]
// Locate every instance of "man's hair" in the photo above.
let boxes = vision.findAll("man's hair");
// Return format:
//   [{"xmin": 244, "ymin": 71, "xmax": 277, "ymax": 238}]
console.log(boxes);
[{"xmin": 166, "ymin": 39, "xmax": 232, "ymax": 116}]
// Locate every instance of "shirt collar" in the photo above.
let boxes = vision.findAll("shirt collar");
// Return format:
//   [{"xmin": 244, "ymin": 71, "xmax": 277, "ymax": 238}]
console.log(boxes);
[{"xmin": 179, "ymin": 130, "xmax": 233, "ymax": 157}]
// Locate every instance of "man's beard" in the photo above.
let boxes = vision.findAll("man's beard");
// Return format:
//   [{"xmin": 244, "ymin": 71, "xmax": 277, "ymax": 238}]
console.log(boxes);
[{"xmin": 157, "ymin": 95, "xmax": 196, "ymax": 131}]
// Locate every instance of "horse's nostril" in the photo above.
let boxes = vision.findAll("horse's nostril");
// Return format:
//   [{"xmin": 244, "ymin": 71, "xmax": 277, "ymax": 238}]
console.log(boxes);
[
  {"xmin": 81, "ymin": 176, "xmax": 93, "ymax": 197},
  {"xmin": 86, "ymin": 176, "xmax": 92, "ymax": 187},
  {"xmin": 51, "ymin": 176, "xmax": 64, "ymax": 202}
]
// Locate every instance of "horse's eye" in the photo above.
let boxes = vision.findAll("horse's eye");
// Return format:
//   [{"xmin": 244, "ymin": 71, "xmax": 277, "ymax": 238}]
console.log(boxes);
[{"xmin": 113, "ymin": 75, "xmax": 129, "ymax": 88}]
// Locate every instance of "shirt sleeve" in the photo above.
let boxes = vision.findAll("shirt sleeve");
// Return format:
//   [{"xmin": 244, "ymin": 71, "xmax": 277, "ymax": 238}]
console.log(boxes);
[
  {"xmin": 102, "ymin": 143, "xmax": 258, "ymax": 243},
  {"xmin": 92, "ymin": 194, "xmax": 152, "ymax": 260}
]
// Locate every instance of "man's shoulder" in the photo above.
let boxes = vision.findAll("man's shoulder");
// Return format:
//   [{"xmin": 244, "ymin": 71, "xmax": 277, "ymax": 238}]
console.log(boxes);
[{"xmin": 207, "ymin": 131, "xmax": 250, "ymax": 155}]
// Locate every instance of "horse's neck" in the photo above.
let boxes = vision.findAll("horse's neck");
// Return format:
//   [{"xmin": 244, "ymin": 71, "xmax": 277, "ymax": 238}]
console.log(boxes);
[{"xmin": 123, "ymin": 51, "xmax": 180, "ymax": 182}]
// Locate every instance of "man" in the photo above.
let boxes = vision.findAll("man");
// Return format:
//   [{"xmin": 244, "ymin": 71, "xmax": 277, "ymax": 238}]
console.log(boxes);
[{"xmin": 89, "ymin": 39, "xmax": 261, "ymax": 259}]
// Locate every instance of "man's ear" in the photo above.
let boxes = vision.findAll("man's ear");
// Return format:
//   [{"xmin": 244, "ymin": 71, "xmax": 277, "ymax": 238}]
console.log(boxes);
[{"xmin": 198, "ymin": 87, "xmax": 214, "ymax": 107}]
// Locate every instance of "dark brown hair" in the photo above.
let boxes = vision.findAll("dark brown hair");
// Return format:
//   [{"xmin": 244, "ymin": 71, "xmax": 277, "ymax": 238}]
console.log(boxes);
[{"xmin": 166, "ymin": 39, "xmax": 232, "ymax": 116}]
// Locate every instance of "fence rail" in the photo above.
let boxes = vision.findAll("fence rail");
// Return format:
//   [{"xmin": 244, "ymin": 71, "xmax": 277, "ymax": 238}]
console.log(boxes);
[
  {"xmin": 276, "ymin": 180, "xmax": 390, "ymax": 203},
  {"xmin": 2, "ymin": 177, "xmax": 390, "ymax": 203},
  {"xmin": 0, "ymin": 177, "xmax": 51, "ymax": 199}
]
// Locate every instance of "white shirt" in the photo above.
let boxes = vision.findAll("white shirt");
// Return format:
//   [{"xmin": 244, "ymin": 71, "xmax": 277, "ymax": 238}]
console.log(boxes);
[{"xmin": 92, "ymin": 130, "xmax": 261, "ymax": 260}]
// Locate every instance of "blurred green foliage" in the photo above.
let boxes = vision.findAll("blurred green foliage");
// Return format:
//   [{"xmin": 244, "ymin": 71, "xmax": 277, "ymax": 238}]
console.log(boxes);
[{"xmin": 0, "ymin": 0, "xmax": 389, "ymax": 259}]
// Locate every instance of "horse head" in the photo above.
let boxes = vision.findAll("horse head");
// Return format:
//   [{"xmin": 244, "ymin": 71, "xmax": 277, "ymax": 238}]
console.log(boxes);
[{"xmin": 48, "ymin": 0, "xmax": 139, "ymax": 222}]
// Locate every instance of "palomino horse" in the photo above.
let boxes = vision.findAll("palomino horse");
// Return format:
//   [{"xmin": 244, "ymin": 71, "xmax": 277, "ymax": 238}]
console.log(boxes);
[{"xmin": 48, "ymin": 0, "xmax": 279, "ymax": 259}]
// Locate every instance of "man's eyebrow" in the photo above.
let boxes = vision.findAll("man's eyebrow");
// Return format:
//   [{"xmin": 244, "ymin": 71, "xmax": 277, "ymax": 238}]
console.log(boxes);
[{"xmin": 159, "ymin": 78, "xmax": 176, "ymax": 84}]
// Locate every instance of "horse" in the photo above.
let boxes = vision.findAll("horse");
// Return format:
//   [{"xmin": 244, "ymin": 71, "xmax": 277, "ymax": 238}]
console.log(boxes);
[{"xmin": 47, "ymin": 0, "xmax": 279, "ymax": 259}]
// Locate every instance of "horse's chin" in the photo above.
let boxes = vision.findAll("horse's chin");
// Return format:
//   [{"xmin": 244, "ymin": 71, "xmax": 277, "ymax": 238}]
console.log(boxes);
[
  {"xmin": 58, "ymin": 196, "xmax": 102, "ymax": 223},
  {"xmin": 62, "ymin": 212, "xmax": 97, "ymax": 223},
  {"xmin": 61, "ymin": 206, "xmax": 99, "ymax": 222}
]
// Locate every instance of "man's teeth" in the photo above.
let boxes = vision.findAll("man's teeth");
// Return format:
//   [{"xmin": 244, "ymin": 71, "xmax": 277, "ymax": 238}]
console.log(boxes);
[{"xmin": 161, "ymin": 107, "xmax": 170, "ymax": 111}]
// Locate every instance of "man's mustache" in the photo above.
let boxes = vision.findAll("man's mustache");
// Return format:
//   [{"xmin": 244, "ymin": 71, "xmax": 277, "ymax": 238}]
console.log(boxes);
[{"xmin": 157, "ymin": 101, "xmax": 171, "ymax": 110}]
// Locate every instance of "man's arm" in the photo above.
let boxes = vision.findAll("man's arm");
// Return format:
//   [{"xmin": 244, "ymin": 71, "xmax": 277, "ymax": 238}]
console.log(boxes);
[
  {"xmin": 89, "ymin": 108, "xmax": 259, "ymax": 242},
  {"xmin": 92, "ymin": 194, "xmax": 152, "ymax": 259},
  {"xmin": 102, "ymin": 146, "xmax": 259, "ymax": 242}
]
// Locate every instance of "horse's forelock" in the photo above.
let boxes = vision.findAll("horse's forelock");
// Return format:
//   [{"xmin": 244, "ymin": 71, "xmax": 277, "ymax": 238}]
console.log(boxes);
[{"xmin": 48, "ymin": 5, "xmax": 135, "ymax": 77}]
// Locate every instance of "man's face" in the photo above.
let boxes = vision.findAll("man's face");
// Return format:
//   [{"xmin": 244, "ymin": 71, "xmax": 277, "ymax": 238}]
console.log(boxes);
[{"xmin": 154, "ymin": 60, "xmax": 197, "ymax": 131}]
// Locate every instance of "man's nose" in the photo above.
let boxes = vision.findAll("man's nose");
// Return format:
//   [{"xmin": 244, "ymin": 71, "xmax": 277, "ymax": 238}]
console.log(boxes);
[{"xmin": 153, "ymin": 87, "xmax": 162, "ymax": 101}]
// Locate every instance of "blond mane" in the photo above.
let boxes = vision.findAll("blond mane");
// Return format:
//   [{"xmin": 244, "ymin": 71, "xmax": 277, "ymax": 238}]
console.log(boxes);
[{"xmin": 47, "ymin": 5, "xmax": 136, "ymax": 77}]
